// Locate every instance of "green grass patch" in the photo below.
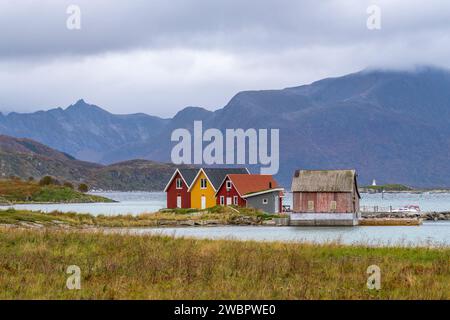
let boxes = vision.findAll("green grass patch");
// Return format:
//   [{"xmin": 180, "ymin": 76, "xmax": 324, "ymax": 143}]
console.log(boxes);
[
  {"xmin": 0, "ymin": 228, "xmax": 448, "ymax": 299},
  {"xmin": 0, "ymin": 179, "xmax": 113, "ymax": 203}
]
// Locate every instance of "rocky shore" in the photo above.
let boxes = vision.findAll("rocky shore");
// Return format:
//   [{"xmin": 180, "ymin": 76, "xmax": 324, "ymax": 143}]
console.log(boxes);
[{"xmin": 361, "ymin": 211, "xmax": 450, "ymax": 221}]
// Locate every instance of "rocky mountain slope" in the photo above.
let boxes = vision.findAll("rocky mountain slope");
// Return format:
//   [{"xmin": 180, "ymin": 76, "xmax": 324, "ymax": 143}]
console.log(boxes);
[{"xmin": 0, "ymin": 135, "xmax": 181, "ymax": 191}]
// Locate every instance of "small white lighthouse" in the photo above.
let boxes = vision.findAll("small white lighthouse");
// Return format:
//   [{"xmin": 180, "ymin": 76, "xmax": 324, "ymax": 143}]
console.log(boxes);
[{"xmin": 372, "ymin": 179, "xmax": 377, "ymax": 186}]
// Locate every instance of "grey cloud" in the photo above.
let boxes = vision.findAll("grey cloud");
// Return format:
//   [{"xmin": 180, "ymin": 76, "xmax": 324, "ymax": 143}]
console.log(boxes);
[
  {"xmin": 4, "ymin": 0, "xmax": 450, "ymax": 58},
  {"xmin": 1, "ymin": 0, "xmax": 450, "ymax": 116}
]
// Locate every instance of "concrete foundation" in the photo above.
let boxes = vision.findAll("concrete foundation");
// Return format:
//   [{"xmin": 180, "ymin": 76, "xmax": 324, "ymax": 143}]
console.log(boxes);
[{"xmin": 273, "ymin": 217, "xmax": 290, "ymax": 226}]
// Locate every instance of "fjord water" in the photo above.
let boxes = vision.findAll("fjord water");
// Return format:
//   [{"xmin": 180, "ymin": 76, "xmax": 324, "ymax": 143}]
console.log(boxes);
[
  {"xmin": 123, "ymin": 222, "xmax": 450, "ymax": 247},
  {"xmin": 0, "ymin": 192, "xmax": 167, "ymax": 215},
  {"xmin": 2, "ymin": 191, "xmax": 450, "ymax": 215},
  {"xmin": 0, "ymin": 191, "xmax": 449, "ymax": 246}
]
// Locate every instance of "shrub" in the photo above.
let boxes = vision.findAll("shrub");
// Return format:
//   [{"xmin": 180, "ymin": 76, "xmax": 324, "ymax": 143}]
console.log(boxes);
[
  {"xmin": 39, "ymin": 176, "xmax": 60, "ymax": 186},
  {"xmin": 78, "ymin": 183, "xmax": 89, "ymax": 193},
  {"xmin": 63, "ymin": 182, "xmax": 74, "ymax": 189},
  {"xmin": 28, "ymin": 177, "xmax": 35, "ymax": 182},
  {"xmin": 39, "ymin": 176, "xmax": 54, "ymax": 186}
]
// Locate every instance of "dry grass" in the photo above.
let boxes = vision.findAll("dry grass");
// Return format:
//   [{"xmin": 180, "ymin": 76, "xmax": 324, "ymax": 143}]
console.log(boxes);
[
  {"xmin": 0, "ymin": 227, "xmax": 448, "ymax": 300},
  {"xmin": 0, "ymin": 206, "xmax": 272, "ymax": 228}
]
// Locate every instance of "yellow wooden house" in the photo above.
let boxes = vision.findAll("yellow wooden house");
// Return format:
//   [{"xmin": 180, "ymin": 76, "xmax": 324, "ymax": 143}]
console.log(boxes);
[{"xmin": 188, "ymin": 168, "xmax": 249, "ymax": 209}]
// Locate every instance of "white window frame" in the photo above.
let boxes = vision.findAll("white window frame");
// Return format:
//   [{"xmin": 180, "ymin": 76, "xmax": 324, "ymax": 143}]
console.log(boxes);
[
  {"xmin": 233, "ymin": 196, "xmax": 238, "ymax": 205},
  {"xmin": 200, "ymin": 178, "xmax": 207, "ymax": 189},
  {"xmin": 220, "ymin": 196, "xmax": 225, "ymax": 205},
  {"xmin": 262, "ymin": 198, "xmax": 268, "ymax": 204},
  {"xmin": 176, "ymin": 178, "xmax": 182, "ymax": 189},
  {"xmin": 226, "ymin": 180, "xmax": 232, "ymax": 191},
  {"xmin": 308, "ymin": 200, "xmax": 315, "ymax": 211}
]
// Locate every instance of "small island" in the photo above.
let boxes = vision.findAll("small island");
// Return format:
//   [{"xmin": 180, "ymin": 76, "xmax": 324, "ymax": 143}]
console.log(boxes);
[
  {"xmin": 360, "ymin": 183, "xmax": 414, "ymax": 193},
  {"xmin": 0, "ymin": 177, "xmax": 114, "ymax": 204}
]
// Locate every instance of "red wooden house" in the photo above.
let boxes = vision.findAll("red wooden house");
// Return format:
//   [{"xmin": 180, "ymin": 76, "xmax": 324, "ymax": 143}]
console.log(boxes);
[
  {"xmin": 215, "ymin": 174, "xmax": 284, "ymax": 213},
  {"xmin": 290, "ymin": 169, "xmax": 361, "ymax": 226},
  {"xmin": 291, "ymin": 169, "xmax": 360, "ymax": 213},
  {"xmin": 164, "ymin": 168, "xmax": 198, "ymax": 209}
]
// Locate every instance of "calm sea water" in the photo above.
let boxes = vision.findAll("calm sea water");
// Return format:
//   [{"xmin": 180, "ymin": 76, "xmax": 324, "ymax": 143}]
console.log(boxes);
[
  {"xmin": 1, "ymin": 191, "xmax": 449, "ymax": 246},
  {"xmin": 0, "ymin": 192, "xmax": 166, "ymax": 215},
  {"xmin": 2, "ymin": 191, "xmax": 450, "ymax": 215},
  {"xmin": 120, "ymin": 221, "xmax": 450, "ymax": 247}
]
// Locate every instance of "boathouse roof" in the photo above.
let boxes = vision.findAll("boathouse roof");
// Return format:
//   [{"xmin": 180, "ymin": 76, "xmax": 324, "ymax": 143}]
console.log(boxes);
[{"xmin": 291, "ymin": 169, "xmax": 359, "ymax": 196}]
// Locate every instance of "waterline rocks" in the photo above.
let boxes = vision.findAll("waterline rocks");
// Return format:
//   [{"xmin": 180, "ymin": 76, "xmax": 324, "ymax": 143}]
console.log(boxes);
[{"xmin": 361, "ymin": 211, "xmax": 450, "ymax": 221}]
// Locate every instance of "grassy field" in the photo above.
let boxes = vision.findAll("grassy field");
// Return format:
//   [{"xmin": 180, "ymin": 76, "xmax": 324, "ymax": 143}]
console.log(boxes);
[
  {"xmin": 0, "ymin": 206, "xmax": 277, "ymax": 228},
  {"xmin": 0, "ymin": 227, "xmax": 448, "ymax": 299},
  {"xmin": 0, "ymin": 179, "xmax": 113, "ymax": 203}
]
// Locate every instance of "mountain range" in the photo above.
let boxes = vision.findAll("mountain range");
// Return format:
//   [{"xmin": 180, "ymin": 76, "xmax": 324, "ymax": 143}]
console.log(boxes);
[
  {"xmin": 2, "ymin": 66, "xmax": 450, "ymax": 188},
  {"xmin": 0, "ymin": 135, "xmax": 182, "ymax": 191}
]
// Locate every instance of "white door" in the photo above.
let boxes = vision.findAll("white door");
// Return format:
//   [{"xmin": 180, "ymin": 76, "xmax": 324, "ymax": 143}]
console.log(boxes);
[
  {"xmin": 226, "ymin": 197, "xmax": 232, "ymax": 205},
  {"xmin": 201, "ymin": 196, "xmax": 206, "ymax": 209},
  {"xmin": 176, "ymin": 195, "xmax": 182, "ymax": 208}
]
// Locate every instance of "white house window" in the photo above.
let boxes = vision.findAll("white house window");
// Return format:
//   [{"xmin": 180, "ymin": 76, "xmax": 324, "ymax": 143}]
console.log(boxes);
[
  {"xmin": 308, "ymin": 200, "xmax": 315, "ymax": 211},
  {"xmin": 233, "ymin": 196, "xmax": 238, "ymax": 205},
  {"xmin": 200, "ymin": 178, "xmax": 207, "ymax": 189},
  {"xmin": 220, "ymin": 196, "xmax": 225, "ymax": 205},
  {"xmin": 262, "ymin": 198, "xmax": 268, "ymax": 204},
  {"xmin": 330, "ymin": 201, "xmax": 337, "ymax": 211},
  {"xmin": 176, "ymin": 178, "xmax": 182, "ymax": 189},
  {"xmin": 226, "ymin": 180, "xmax": 232, "ymax": 191}
]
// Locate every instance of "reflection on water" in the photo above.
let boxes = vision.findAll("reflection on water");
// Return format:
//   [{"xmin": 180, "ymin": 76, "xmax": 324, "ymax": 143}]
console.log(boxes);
[{"xmin": 122, "ymin": 221, "xmax": 450, "ymax": 247}]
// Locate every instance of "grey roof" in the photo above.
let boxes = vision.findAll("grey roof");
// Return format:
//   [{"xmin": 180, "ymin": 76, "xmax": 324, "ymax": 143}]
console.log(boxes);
[
  {"xmin": 291, "ymin": 169, "xmax": 359, "ymax": 194},
  {"xmin": 179, "ymin": 168, "xmax": 199, "ymax": 186},
  {"xmin": 203, "ymin": 168, "xmax": 249, "ymax": 190}
]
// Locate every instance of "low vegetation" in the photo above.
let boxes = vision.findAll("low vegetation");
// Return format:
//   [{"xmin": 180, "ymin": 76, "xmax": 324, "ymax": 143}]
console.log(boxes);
[
  {"xmin": 0, "ymin": 206, "xmax": 274, "ymax": 228},
  {"xmin": 0, "ymin": 228, "xmax": 448, "ymax": 299},
  {"xmin": 0, "ymin": 179, "xmax": 113, "ymax": 204},
  {"xmin": 364, "ymin": 184, "xmax": 413, "ymax": 192}
]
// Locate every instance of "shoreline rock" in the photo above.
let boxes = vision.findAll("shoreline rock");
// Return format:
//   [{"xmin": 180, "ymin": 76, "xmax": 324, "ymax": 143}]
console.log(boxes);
[{"xmin": 361, "ymin": 211, "xmax": 450, "ymax": 221}]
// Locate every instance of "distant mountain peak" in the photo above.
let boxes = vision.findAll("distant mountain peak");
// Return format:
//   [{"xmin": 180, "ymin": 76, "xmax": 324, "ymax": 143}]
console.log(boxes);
[
  {"xmin": 66, "ymin": 98, "xmax": 89, "ymax": 110},
  {"xmin": 65, "ymin": 99, "xmax": 110, "ymax": 115},
  {"xmin": 173, "ymin": 106, "xmax": 212, "ymax": 121}
]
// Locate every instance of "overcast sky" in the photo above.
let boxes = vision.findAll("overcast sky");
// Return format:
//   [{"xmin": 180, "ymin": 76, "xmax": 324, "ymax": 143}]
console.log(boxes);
[{"xmin": 1, "ymin": 0, "xmax": 450, "ymax": 117}]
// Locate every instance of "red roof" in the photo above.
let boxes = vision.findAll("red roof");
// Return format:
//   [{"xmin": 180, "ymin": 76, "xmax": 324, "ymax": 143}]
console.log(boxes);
[{"xmin": 226, "ymin": 174, "xmax": 279, "ymax": 196}]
